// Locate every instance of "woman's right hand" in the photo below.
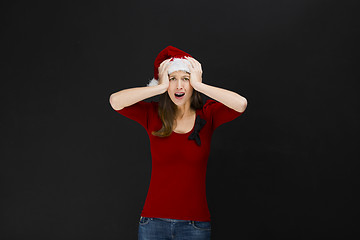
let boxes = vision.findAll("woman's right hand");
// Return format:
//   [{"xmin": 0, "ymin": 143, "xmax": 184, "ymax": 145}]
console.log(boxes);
[
  {"xmin": 110, "ymin": 58, "xmax": 173, "ymax": 110},
  {"xmin": 158, "ymin": 58, "xmax": 172, "ymax": 92}
]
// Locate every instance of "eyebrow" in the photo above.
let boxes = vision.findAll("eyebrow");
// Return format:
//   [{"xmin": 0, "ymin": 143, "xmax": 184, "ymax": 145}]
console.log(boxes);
[{"xmin": 169, "ymin": 75, "xmax": 190, "ymax": 77}]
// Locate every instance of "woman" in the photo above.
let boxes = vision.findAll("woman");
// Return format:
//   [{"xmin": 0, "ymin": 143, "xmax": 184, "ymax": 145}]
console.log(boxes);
[{"xmin": 109, "ymin": 46, "xmax": 247, "ymax": 240}]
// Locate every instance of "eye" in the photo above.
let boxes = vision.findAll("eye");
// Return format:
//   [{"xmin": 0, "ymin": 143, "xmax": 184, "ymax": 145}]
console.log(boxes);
[
  {"xmin": 169, "ymin": 77, "xmax": 176, "ymax": 81},
  {"xmin": 183, "ymin": 77, "xmax": 189, "ymax": 81}
]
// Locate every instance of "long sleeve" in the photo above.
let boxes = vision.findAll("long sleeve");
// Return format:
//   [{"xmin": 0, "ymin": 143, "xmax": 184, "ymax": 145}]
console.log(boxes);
[
  {"xmin": 202, "ymin": 99, "xmax": 244, "ymax": 131},
  {"xmin": 115, "ymin": 101, "xmax": 155, "ymax": 131}
]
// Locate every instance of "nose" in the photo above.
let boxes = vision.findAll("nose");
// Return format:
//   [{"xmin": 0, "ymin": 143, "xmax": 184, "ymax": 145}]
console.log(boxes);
[{"xmin": 176, "ymin": 79, "xmax": 183, "ymax": 89}]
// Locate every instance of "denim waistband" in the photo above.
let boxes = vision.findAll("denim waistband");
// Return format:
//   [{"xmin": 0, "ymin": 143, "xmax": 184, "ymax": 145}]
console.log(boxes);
[
  {"xmin": 157, "ymin": 217, "xmax": 189, "ymax": 222},
  {"xmin": 140, "ymin": 216, "xmax": 209, "ymax": 223}
]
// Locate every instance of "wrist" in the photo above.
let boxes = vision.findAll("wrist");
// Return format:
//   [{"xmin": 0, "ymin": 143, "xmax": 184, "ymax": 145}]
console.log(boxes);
[
  {"xmin": 191, "ymin": 81, "xmax": 203, "ymax": 91},
  {"xmin": 155, "ymin": 83, "xmax": 168, "ymax": 94}
]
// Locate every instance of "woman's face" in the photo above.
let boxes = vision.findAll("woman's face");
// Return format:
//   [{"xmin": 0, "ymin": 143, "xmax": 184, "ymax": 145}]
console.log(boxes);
[{"xmin": 167, "ymin": 70, "xmax": 193, "ymax": 107}]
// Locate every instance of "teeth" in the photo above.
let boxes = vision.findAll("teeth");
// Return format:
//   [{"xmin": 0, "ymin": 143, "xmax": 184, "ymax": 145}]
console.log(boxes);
[{"xmin": 175, "ymin": 93, "xmax": 185, "ymax": 97}]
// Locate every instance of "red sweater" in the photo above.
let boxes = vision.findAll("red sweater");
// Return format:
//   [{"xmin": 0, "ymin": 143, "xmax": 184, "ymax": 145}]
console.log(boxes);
[{"xmin": 115, "ymin": 99, "xmax": 243, "ymax": 221}]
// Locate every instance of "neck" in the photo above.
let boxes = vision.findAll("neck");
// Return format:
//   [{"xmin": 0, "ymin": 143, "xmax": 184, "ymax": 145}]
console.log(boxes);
[{"xmin": 175, "ymin": 101, "xmax": 193, "ymax": 119}]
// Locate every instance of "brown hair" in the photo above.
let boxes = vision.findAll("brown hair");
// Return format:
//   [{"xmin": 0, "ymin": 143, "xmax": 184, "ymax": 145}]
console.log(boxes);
[{"xmin": 152, "ymin": 90, "xmax": 203, "ymax": 137}]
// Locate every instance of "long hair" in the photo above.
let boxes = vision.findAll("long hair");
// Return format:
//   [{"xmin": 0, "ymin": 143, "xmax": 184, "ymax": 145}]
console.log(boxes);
[{"xmin": 152, "ymin": 90, "xmax": 203, "ymax": 137}]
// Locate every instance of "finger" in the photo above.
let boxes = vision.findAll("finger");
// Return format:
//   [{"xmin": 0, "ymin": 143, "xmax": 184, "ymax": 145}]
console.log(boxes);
[
  {"xmin": 188, "ymin": 57, "xmax": 200, "ymax": 68},
  {"xmin": 185, "ymin": 59, "xmax": 194, "ymax": 70},
  {"xmin": 188, "ymin": 57, "xmax": 199, "ymax": 70},
  {"xmin": 194, "ymin": 59, "xmax": 202, "ymax": 71},
  {"xmin": 186, "ymin": 56, "xmax": 195, "ymax": 62},
  {"xmin": 163, "ymin": 60, "xmax": 172, "ymax": 75},
  {"xmin": 185, "ymin": 57, "xmax": 194, "ymax": 69},
  {"xmin": 187, "ymin": 56, "xmax": 199, "ymax": 66},
  {"xmin": 160, "ymin": 58, "xmax": 171, "ymax": 67},
  {"xmin": 165, "ymin": 59, "xmax": 172, "ymax": 69},
  {"xmin": 165, "ymin": 58, "xmax": 172, "ymax": 67},
  {"xmin": 159, "ymin": 59, "xmax": 171, "ymax": 73}
]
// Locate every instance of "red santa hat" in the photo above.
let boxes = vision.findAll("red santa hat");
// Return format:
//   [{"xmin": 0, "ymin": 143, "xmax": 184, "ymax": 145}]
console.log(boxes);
[{"xmin": 147, "ymin": 46, "xmax": 193, "ymax": 87}]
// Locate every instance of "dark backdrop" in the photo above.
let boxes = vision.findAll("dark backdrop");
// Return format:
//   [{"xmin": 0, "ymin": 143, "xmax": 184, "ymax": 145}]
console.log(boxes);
[{"xmin": 1, "ymin": 0, "xmax": 359, "ymax": 239}]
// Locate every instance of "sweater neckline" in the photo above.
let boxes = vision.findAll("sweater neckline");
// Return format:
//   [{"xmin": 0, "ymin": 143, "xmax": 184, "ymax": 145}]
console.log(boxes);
[{"xmin": 172, "ymin": 109, "xmax": 198, "ymax": 135}]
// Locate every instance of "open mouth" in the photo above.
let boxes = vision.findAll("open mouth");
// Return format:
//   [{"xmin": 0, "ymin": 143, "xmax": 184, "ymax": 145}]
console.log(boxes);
[{"xmin": 175, "ymin": 92, "xmax": 185, "ymax": 99}]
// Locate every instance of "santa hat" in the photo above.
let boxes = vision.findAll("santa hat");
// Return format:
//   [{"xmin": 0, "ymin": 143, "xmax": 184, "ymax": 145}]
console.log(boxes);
[{"xmin": 147, "ymin": 46, "xmax": 193, "ymax": 87}]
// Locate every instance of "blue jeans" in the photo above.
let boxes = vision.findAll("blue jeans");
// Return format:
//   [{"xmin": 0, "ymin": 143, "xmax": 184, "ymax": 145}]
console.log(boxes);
[{"xmin": 138, "ymin": 216, "xmax": 211, "ymax": 240}]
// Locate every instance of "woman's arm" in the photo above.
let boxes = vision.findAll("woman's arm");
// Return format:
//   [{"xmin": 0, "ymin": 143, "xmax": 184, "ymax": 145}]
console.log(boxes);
[
  {"xmin": 109, "ymin": 85, "xmax": 167, "ymax": 111},
  {"xmin": 193, "ymin": 82, "xmax": 247, "ymax": 113},
  {"xmin": 109, "ymin": 59, "xmax": 172, "ymax": 111},
  {"xmin": 185, "ymin": 56, "xmax": 247, "ymax": 113}
]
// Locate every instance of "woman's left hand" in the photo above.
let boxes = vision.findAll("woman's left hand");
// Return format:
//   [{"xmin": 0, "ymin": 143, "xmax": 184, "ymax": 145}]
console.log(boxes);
[{"xmin": 185, "ymin": 56, "xmax": 203, "ymax": 89}]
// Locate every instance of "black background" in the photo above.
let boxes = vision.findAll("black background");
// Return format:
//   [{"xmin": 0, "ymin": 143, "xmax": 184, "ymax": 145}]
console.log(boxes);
[{"xmin": 1, "ymin": 0, "xmax": 359, "ymax": 239}]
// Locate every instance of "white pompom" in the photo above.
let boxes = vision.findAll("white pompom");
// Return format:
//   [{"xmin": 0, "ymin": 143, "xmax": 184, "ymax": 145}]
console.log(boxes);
[{"xmin": 147, "ymin": 78, "xmax": 159, "ymax": 87}]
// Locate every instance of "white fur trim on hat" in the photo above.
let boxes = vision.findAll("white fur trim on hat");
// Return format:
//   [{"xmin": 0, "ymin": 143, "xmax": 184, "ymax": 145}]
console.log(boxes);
[
  {"xmin": 168, "ymin": 58, "xmax": 191, "ymax": 75},
  {"xmin": 147, "ymin": 78, "xmax": 159, "ymax": 87},
  {"xmin": 147, "ymin": 58, "xmax": 190, "ymax": 87}
]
